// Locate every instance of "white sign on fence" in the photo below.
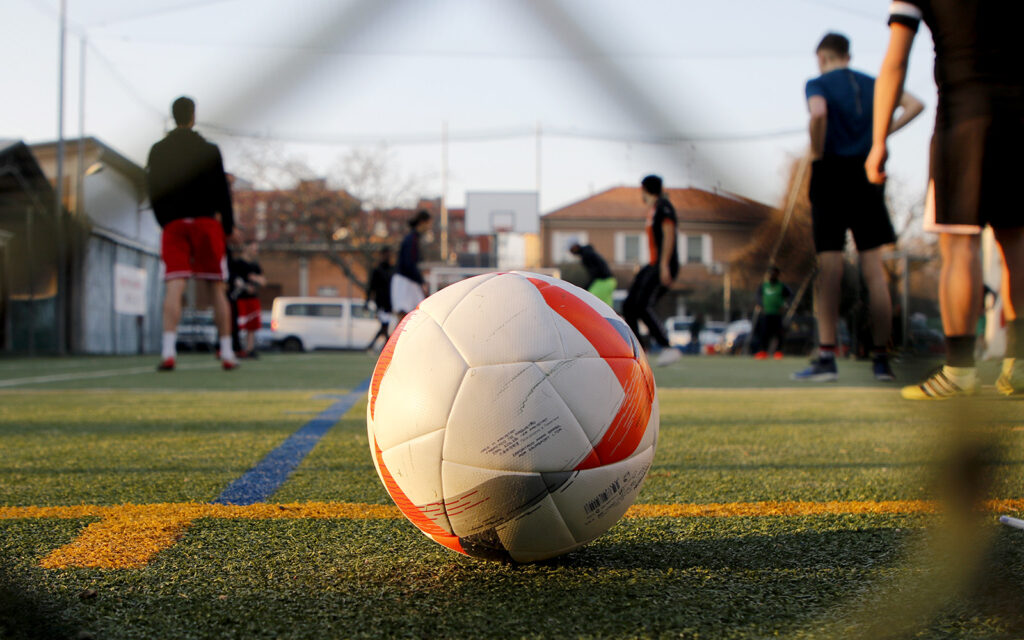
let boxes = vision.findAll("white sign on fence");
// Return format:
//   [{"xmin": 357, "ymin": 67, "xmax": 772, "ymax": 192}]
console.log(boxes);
[{"xmin": 114, "ymin": 264, "xmax": 147, "ymax": 316}]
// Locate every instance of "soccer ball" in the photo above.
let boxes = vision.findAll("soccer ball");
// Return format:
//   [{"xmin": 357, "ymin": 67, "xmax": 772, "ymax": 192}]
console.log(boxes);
[{"xmin": 367, "ymin": 271, "xmax": 658, "ymax": 562}]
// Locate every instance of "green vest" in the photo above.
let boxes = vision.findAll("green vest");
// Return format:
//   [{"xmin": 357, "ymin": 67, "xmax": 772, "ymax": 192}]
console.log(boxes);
[{"xmin": 761, "ymin": 281, "xmax": 786, "ymax": 315}]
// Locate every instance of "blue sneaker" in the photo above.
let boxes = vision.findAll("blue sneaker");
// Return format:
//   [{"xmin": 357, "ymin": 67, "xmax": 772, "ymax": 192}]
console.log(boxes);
[{"xmin": 791, "ymin": 357, "xmax": 838, "ymax": 382}]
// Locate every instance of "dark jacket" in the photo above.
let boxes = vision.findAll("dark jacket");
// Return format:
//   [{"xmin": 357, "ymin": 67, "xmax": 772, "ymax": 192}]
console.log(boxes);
[
  {"xmin": 577, "ymin": 244, "xmax": 613, "ymax": 287},
  {"xmin": 396, "ymin": 231, "xmax": 424, "ymax": 284},
  {"xmin": 366, "ymin": 261, "xmax": 394, "ymax": 312},
  {"xmin": 147, "ymin": 128, "xmax": 234, "ymax": 234}
]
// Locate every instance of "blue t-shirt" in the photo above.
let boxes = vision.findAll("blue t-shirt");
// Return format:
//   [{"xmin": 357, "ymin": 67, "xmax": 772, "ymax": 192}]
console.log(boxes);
[{"xmin": 805, "ymin": 68, "xmax": 876, "ymax": 158}]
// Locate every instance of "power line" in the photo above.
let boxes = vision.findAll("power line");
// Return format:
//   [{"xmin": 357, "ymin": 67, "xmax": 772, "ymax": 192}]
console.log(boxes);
[
  {"xmin": 788, "ymin": 0, "xmax": 885, "ymax": 23},
  {"xmin": 86, "ymin": 0, "xmax": 243, "ymax": 28},
  {"xmin": 85, "ymin": 33, "xmax": 810, "ymax": 61},
  {"xmin": 86, "ymin": 41, "xmax": 167, "ymax": 123},
  {"xmin": 199, "ymin": 122, "xmax": 805, "ymax": 147}
]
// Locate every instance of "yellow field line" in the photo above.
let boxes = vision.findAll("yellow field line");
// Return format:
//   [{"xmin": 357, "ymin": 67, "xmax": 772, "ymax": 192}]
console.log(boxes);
[{"xmin": 3, "ymin": 499, "xmax": 1021, "ymax": 570}]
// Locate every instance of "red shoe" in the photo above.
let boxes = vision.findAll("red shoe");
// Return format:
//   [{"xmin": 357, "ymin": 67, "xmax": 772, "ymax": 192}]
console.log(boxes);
[
  {"xmin": 773, "ymin": 351, "xmax": 784, "ymax": 360},
  {"xmin": 157, "ymin": 358, "xmax": 175, "ymax": 371},
  {"xmin": 222, "ymin": 359, "xmax": 239, "ymax": 371},
  {"xmin": 753, "ymin": 351, "xmax": 768, "ymax": 360}
]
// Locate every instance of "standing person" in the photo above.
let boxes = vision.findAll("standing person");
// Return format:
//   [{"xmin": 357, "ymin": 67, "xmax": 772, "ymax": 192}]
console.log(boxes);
[
  {"xmin": 391, "ymin": 210, "xmax": 431, "ymax": 321},
  {"xmin": 231, "ymin": 241, "xmax": 265, "ymax": 358},
  {"xmin": 754, "ymin": 267, "xmax": 792, "ymax": 360},
  {"xmin": 868, "ymin": 1, "xmax": 1024, "ymax": 398},
  {"xmin": 226, "ymin": 240, "xmax": 243, "ymax": 355},
  {"xmin": 689, "ymin": 313, "xmax": 705, "ymax": 355},
  {"xmin": 623, "ymin": 175, "xmax": 681, "ymax": 367},
  {"xmin": 569, "ymin": 242, "xmax": 617, "ymax": 307},
  {"xmin": 364, "ymin": 247, "xmax": 394, "ymax": 350},
  {"xmin": 792, "ymin": 33, "xmax": 924, "ymax": 383},
  {"xmin": 148, "ymin": 96, "xmax": 238, "ymax": 371}
]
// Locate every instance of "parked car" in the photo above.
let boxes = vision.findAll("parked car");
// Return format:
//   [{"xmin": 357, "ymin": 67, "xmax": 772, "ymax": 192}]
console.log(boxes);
[
  {"xmin": 176, "ymin": 310, "xmax": 217, "ymax": 352},
  {"xmin": 270, "ymin": 297, "xmax": 379, "ymax": 352},
  {"xmin": 665, "ymin": 316, "xmax": 726, "ymax": 353},
  {"xmin": 722, "ymin": 319, "xmax": 753, "ymax": 354}
]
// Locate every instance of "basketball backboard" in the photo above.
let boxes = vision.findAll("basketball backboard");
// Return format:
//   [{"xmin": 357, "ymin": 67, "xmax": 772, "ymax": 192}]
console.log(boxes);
[{"xmin": 465, "ymin": 191, "xmax": 539, "ymax": 235}]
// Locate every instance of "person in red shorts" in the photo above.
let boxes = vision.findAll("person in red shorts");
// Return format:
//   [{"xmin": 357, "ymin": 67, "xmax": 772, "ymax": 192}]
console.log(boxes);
[
  {"xmin": 148, "ymin": 96, "xmax": 238, "ymax": 371},
  {"xmin": 230, "ymin": 240, "xmax": 265, "ymax": 358}
]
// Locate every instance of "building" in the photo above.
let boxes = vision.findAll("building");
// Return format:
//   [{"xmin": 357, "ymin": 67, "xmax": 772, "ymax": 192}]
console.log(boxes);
[
  {"xmin": 541, "ymin": 186, "xmax": 774, "ymax": 317},
  {"xmin": 231, "ymin": 181, "xmax": 494, "ymax": 308},
  {"xmin": 23, "ymin": 138, "xmax": 158, "ymax": 354},
  {"xmin": 0, "ymin": 140, "xmax": 66, "ymax": 352}
]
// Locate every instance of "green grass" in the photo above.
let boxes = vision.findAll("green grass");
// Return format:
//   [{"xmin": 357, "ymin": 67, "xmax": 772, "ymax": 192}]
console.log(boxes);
[{"xmin": 1, "ymin": 353, "xmax": 1023, "ymax": 639}]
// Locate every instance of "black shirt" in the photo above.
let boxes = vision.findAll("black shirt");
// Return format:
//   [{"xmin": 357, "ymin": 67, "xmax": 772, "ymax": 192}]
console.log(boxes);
[
  {"xmin": 576, "ymin": 244, "xmax": 613, "ymax": 286},
  {"xmin": 367, "ymin": 261, "xmax": 393, "ymax": 312},
  {"xmin": 147, "ymin": 128, "xmax": 235, "ymax": 234},
  {"xmin": 646, "ymin": 197, "xmax": 680, "ymax": 276},
  {"xmin": 889, "ymin": 0, "xmax": 1024, "ymax": 115}
]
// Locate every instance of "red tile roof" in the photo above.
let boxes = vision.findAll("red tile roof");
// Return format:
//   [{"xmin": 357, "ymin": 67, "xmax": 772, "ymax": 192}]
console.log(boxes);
[{"xmin": 543, "ymin": 186, "xmax": 774, "ymax": 225}]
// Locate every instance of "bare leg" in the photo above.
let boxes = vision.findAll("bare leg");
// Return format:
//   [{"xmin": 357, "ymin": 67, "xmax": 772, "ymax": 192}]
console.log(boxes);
[
  {"xmin": 163, "ymin": 279, "xmax": 187, "ymax": 333},
  {"xmin": 815, "ymin": 251, "xmax": 844, "ymax": 346},
  {"xmin": 860, "ymin": 248, "xmax": 892, "ymax": 349},
  {"xmin": 204, "ymin": 280, "xmax": 232, "ymax": 339},
  {"xmin": 994, "ymin": 227, "xmax": 1024, "ymax": 322},
  {"xmin": 938, "ymin": 233, "xmax": 983, "ymax": 336}
]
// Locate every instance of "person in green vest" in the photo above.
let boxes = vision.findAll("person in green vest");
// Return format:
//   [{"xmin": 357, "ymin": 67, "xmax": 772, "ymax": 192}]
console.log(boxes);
[
  {"xmin": 569, "ymin": 243, "xmax": 617, "ymax": 308},
  {"xmin": 754, "ymin": 267, "xmax": 792, "ymax": 359}
]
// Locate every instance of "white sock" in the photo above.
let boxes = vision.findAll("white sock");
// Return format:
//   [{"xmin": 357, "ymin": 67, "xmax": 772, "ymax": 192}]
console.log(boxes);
[
  {"xmin": 942, "ymin": 365, "xmax": 976, "ymax": 385},
  {"xmin": 162, "ymin": 332, "xmax": 176, "ymax": 360},
  {"xmin": 219, "ymin": 336, "xmax": 236, "ymax": 362}
]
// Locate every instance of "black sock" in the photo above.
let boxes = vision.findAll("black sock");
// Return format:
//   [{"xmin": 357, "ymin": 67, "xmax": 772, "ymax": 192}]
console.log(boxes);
[
  {"xmin": 871, "ymin": 346, "xmax": 888, "ymax": 360},
  {"xmin": 945, "ymin": 335, "xmax": 975, "ymax": 368},
  {"xmin": 1007, "ymin": 319, "xmax": 1023, "ymax": 359},
  {"xmin": 819, "ymin": 344, "xmax": 836, "ymax": 361}
]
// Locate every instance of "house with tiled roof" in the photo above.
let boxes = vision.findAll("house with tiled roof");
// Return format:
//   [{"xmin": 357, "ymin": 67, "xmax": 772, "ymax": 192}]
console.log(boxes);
[{"xmin": 541, "ymin": 186, "xmax": 775, "ymax": 316}]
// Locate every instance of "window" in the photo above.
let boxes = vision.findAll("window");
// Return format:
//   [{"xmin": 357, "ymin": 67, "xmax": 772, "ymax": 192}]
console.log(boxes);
[
  {"xmin": 686, "ymin": 235, "xmax": 703, "ymax": 264},
  {"xmin": 551, "ymin": 231, "xmax": 588, "ymax": 264},
  {"xmin": 615, "ymin": 232, "xmax": 648, "ymax": 264},
  {"xmin": 351, "ymin": 305, "xmax": 375, "ymax": 320},
  {"xmin": 318, "ymin": 286, "xmax": 338, "ymax": 297},
  {"xmin": 679, "ymin": 233, "xmax": 712, "ymax": 265},
  {"xmin": 284, "ymin": 304, "xmax": 343, "ymax": 318}
]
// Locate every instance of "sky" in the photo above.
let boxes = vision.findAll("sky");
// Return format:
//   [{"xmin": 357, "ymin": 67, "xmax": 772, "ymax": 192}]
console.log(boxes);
[{"xmin": 1, "ymin": 0, "xmax": 940, "ymax": 217}]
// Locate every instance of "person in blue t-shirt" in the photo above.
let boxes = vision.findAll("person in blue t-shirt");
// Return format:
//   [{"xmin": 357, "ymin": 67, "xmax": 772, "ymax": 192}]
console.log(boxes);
[{"xmin": 792, "ymin": 33, "xmax": 923, "ymax": 384}]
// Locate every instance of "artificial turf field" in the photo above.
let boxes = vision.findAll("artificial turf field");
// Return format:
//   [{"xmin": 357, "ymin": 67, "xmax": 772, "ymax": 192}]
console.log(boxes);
[{"xmin": 0, "ymin": 352, "xmax": 1022, "ymax": 639}]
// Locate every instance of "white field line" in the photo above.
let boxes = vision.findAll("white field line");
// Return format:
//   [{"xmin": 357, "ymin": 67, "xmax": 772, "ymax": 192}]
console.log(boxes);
[{"xmin": 0, "ymin": 363, "xmax": 219, "ymax": 388}]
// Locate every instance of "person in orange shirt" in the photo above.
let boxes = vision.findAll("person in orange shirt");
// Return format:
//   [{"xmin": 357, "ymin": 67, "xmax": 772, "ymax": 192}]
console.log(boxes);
[{"xmin": 623, "ymin": 175, "xmax": 681, "ymax": 367}]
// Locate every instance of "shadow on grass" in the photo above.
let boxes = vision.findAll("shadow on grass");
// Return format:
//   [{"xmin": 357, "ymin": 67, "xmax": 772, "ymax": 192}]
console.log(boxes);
[{"xmin": 2, "ymin": 517, "xmax": 1023, "ymax": 639}]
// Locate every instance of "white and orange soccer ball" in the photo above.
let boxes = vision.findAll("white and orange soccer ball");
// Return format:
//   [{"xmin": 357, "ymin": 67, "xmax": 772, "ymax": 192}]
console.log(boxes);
[{"xmin": 367, "ymin": 271, "xmax": 658, "ymax": 562}]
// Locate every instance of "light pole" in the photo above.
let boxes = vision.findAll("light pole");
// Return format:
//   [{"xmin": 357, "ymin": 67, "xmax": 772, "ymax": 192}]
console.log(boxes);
[{"xmin": 54, "ymin": 0, "xmax": 68, "ymax": 354}]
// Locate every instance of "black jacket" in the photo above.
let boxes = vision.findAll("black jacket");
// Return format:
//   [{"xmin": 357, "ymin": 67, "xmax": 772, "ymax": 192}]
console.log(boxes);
[
  {"xmin": 577, "ymin": 244, "xmax": 613, "ymax": 287},
  {"xmin": 147, "ymin": 128, "xmax": 234, "ymax": 234}
]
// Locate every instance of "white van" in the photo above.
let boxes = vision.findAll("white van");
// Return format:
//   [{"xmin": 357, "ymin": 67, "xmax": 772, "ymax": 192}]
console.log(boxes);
[{"xmin": 270, "ymin": 297, "xmax": 379, "ymax": 352}]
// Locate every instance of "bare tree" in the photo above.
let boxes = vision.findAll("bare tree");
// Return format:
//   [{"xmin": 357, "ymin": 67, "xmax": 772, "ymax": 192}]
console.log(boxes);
[{"xmin": 232, "ymin": 145, "xmax": 423, "ymax": 291}]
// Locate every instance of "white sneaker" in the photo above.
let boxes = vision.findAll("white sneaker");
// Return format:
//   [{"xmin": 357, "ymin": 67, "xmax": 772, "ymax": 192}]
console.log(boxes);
[{"xmin": 656, "ymin": 348, "xmax": 682, "ymax": 367}]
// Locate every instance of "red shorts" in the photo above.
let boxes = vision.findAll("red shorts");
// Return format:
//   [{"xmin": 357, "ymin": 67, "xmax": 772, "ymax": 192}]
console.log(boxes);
[
  {"xmin": 237, "ymin": 297, "xmax": 262, "ymax": 332},
  {"xmin": 162, "ymin": 218, "xmax": 227, "ymax": 281}
]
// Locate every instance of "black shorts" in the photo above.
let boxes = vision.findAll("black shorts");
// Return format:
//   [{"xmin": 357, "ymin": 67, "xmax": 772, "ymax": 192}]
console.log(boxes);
[
  {"xmin": 929, "ymin": 94, "xmax": 1024, "ymax": 231},
  {"xmin": 809, "ymin": 156, "xmax": 895, "ymax": 253}
]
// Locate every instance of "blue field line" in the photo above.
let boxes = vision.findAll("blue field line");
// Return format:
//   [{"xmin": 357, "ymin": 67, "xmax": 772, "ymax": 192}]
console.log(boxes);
[{"xmin": 213, "ymin": 377, "xmax": 372, "ymax": 506}]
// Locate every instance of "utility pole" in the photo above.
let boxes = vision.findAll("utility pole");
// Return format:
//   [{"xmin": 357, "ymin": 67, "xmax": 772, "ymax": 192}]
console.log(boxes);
[
  {"xmin": 55, "ymin": 0, "xmax": 68, "ymax": 354},
  {"xmin": 535, "ymin": 120, "xmax": 542, "ymax": 205},
  {"xmin": 76, "ymin": 35, "xmax": 87, "ymax": 219},
  {"xmin": 440, "ymin": 120, "xmax": 449, "ymax": 263}
]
